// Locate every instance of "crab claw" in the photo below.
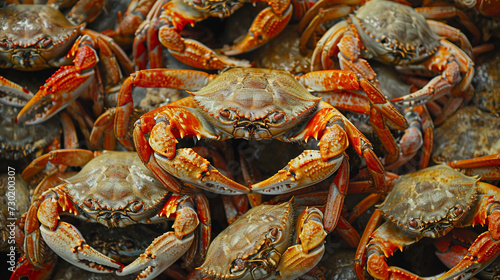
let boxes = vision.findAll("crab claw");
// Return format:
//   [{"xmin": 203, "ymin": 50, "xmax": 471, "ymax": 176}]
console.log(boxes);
[
  {"xmin": 251, "ymin": 150, "xmax": 344, "ymax": 194},
  {"xmin": 154, "ymin": 149, "xmax": 250, "ymax": 194},
  {"xmin": 39, "ymin": 221, "xmax": 123, "ymax": 273},
  {"xmin": 0, "ymin": 76, "xmax": 33, "ymax": 107},
  {"xmin": 16, "ymin": 65, "xmax": 94, "ymax": 124},
  {"xmin": 117, "ymin": 232, "xmax": 194, "ymax": 280}
]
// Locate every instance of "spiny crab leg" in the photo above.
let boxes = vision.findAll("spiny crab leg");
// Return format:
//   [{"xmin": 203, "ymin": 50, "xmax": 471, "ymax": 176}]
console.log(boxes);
[
  {"xmin": 115, "ymin": 69, "xmax": 214, "ymax": 149},
  {"xmin": 0, "ymin": 76, "xmax": 33, "ymax": 107},
  {"xmin": 391, "ymin": 39, "xmax": 474, "ymax": 107},
  {"xmin": 16, "ymin": 34, "xmax": 98, "ymax": 124},
  {"xmin": 117, "ymin": 199, "xmax": 199, "ymax": 280},
  {"xmin": 40, "ymin": 221, "xmax": 124, "ymax": 273},
  {"xmin": 251, "ymin": 150, "xmax": 344, "ymax": 194}
]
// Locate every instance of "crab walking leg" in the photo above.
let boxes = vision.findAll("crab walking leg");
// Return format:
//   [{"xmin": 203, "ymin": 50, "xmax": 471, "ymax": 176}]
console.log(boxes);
[
  {"xmin": 21, "ymin": 149, "xmax": 96, "ymax": 181},
  {"xmin": 219, "ymin": 0, "xmax": 293, "ymax": 55},
  {"xmin": 299, "ymin": 5, "xmax": 354, "ymax": 56},
  {"xmin": 115, "ymin": 69, "xmax": 214, "ymax": 149},
  {"xmin": 117, "ymin": 199, "xmax": 199, "ymax": 280},
  {"xmin": 296, "ymin": 70, "xmax": 408, "ymax": 130},
  {"xmin": 40, "ymin": 222, "xmax": 124, "ymax": 273},
  {"xmin": 276, "ymin": 207, "xmax": 327, "ymax": 279},
  {"xmin": 391, "ymin": 39, "xmax": 474, "ymax": 107},
  {"xmin": 447, "ymin": 154, "xmax": 500, "ymax": 180}
]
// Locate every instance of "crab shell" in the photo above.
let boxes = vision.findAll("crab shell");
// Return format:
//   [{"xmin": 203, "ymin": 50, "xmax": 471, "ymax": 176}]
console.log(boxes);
[
  {"xmin": 191, "ymin": 68, "xmax": 321, "ymax": 139},
  {"xmin": 352, "ymin": 0, "xmax": 440, "ymax": 65},
  {"xmin": 0, "ymin": 4, "xmax": 80, "ymax": 70},
  {"xmin": 60, "ymin": 151, "xmax": 170, "ymax": 228},
  {"xmin": 196, "ymin": 201, "xmax": 295, "ymax": 279},
  {"xmin": 379, "ymin": 165, "xmax": 478, "ymax": 238}
]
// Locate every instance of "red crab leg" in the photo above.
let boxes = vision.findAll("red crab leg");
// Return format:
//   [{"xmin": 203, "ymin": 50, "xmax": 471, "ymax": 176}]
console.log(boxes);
[
  {"xmin": 21, "ymin": 149, "xmax": 96, "ymax": 182},
  {"xmin": 117, "ymin": 198, "xmax": 199, "ymax": 280},
  {"xmin": 16, "ymin": 34, "xmax": 98, "ymax": 124},
  {"xmin": 447, "ymin": 154, "xmax": 500, "ymax": 181},
  {"xmin": 219, "ymin": 0, "xmax": 293, "ymax": 55},
  {"xmin": 89, "ymin": 108, "xmax": 117, "ymax": 150},
  {"xmin": 320, "ymin": 90, "xmax": 400, "ymax": 158},
  {"xmin": 391, "ymin": 39, "xmax": 474, "ymax": 107},
  {"xmin": 101, "ymin": 0, "xmax": 157, "ymax": 47},
  {"xmin": 115, "ymin": 69, "xmax": 214, "ymax": 150},
  {"xmin": 8, "ymin": 255, "xmax": 56, "ymax": 280},
  {"xmin": 296, "ymin": 70, "xmax": 408, "ymax": 130},
  {"xmin": 435, "ymin": 201, "xmax": 500, "ymax": 279}
]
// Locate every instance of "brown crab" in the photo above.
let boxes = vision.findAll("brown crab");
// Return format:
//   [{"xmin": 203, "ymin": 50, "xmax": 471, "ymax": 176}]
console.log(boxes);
[
  {"xmin": 0, "ymin": 4, "xmax": 133, "ymax": 125},
  {"xmin": 355, "ymin": 159, "xmax": 500, "ymax": 280},
  {"xmin": 119, "ymin": 67, "xmax": 406, "ymax": 235},
  {"xmin": 189, "ymin": 199, "xmax": 327, "ymax": 279},
  {"xmin": 16, "ymin": 149, "xmax": 210, "ymax": 280},
  {"xmin": 298, "ymin": 0, "xmax": 474, "ymax": 112}
]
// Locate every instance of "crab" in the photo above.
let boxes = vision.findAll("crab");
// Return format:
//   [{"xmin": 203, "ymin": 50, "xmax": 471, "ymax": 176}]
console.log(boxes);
[
  {"xmin": 15, "ymin": 149, "xmax": 211, "ymax": 280},
  {"xmin": 298, "ymin": 0, "xmax": 474, "ymax": 110},
  {"xmin": 0, "ymin": 4, "xmax": 134, "ymax": 125},
  {"xmin": 188, "ymin": 199, "xmax": 328, "ymax": 279},
  {"xmin": 119, "ymin": 67, "xmax": 406, "ymax": 235},
  {"xmin": 354, "ymin": 156, "xmax": 500, "ymax": 280},
  {"xmin": 433, "ymin": 105, "xmax": 500, "ymax": 165},
  {"xmin": 131, "ymin": 0, "xmax": 299, "ymax": 70}
]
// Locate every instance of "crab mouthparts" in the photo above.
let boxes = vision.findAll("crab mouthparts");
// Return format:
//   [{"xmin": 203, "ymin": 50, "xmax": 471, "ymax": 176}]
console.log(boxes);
[{"xmin": 233, "ymin": 120, "xmax": 272, "ymax": 139}]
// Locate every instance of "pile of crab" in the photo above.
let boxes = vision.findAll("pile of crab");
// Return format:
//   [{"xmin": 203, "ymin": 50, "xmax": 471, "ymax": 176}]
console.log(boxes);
[{"xmin": 3, "ymin": 0, "xmax": 500, "ymax": 279}]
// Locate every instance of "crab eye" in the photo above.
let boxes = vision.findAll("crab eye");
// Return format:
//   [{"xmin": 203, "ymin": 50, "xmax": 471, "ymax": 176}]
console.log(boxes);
[
  {"xmin": 230, "ymin": 258, "xmax": 245, "ymax": 274},
  {"xmin": 82, "ymin": 199, "xmax": 97, "ymax": 210},
  {"xmin": 268, "ymin": 111, "xmax": 285, "ymax": 123},
  {"xmin": 39, "ymin": 38, "xmax": 53, "ymax": 47},
  {"xmin": 408, "ymin": 218, "xmax": 420, "ymax": 230},
  {"xmin": 218, "ymin": 109, "xmax": 236, "ymax": 122},
  {"xmin": 129, "ymin": 201, "xmax": 144, "ymax": 212},
  {"xmin": 0, "ymin": 39, "xmax": 9, "ymax": 49},
  {"xmin": 450, "ymin": 205, "xmax": 463, "ymax": 219},
  {"xmin": 266, "ymin": 228, "xmax": 281, "ymax": 242}
]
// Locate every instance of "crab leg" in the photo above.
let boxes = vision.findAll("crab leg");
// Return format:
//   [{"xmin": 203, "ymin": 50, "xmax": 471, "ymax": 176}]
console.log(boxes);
[
  {"xmin": 391, "ymin": 39, "xmax": 474, "ymax": 107},
  {"xmin": 219, "ymin": 0, "xmax": 293, "ymax": 55},
  {"xmin": 115, "ymin": 69, "xmax": 214, "ymax": 150},
  {"xmin": 40, "ymin": 222, "xmax": 124, "ymax": 273},
  {"xmin": 24, "ymin": 187, "xmax": 123, "ymax": 273},
  {"xmin": 296, "ymin": 70, "xmax": 408, "ymax": 130},
  {"xmin": 117, "ymin": 199, "xmax": 199, "ymax": 280},
  {"xmin": 21, "ymin": 149, "xmax": 96, "ymax": 181},
  {"xmin": 276, "ymin": 207, "xmax": 327, "ymax": 279},
  {"xmin": 446, "ymin": 154, "xmax": 500, "ymax": 180}
]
